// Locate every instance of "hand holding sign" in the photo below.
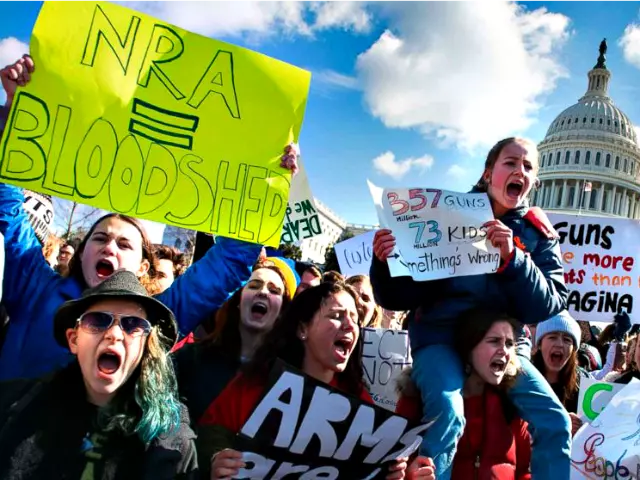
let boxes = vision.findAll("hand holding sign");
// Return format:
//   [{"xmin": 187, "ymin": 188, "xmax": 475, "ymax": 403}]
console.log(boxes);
[
  {"xmin": 0, "ymin": 54, "xmax": 34, "ymax": 107},
  {"xmin": 386, "ymin": 458, "xmax": 409, "ymax": 480},
  {"xmin": 483, "ymin": 219, "xmax": 514, "ymax": 263},
  {"xmin": 407, "ymin": 457, "xmax": 436, "ymax": 480},
  {"xmin": 373, "ymin": 229, "xmax": 396, "ymax": 262},
  {"xmin": 568, "ymin": 412, "xmax": 583, "ymax": 437},
  {"xmin": 211, "ymin": 449, "xmax": 245, "ymax": 480},
  {"xmin": 280, "ymin": 144, "xmax": 299, "ymax": 176},
  {"xmin": 369, "ymin": 181, "xmax": 500, "ymax": 282}
]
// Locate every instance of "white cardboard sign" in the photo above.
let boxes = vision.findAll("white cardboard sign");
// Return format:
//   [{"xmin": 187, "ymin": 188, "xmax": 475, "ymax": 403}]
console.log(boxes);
[{"xmin": 368, "ymin": 181, "xmax": 500, "ymax": 282}]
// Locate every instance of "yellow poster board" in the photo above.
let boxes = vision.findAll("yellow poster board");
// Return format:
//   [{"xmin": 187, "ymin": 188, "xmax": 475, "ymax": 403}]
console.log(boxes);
[{"xmin": 0, "ymin": 1, "xmax": 311, "ymax": 247}]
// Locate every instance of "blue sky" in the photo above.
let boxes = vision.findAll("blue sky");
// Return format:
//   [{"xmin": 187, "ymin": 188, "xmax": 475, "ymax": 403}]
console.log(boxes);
[{"xmin": 2, "ymin": 1, "xmax": 640, "ymax": 227}]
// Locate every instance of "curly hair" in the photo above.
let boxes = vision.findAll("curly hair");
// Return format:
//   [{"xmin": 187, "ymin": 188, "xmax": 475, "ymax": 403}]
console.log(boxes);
[
  {"xmin": 244, "ymin": 282, "xmax": 366, "ymax": 396},
  {"xmin": 153, "ymin": 244, "xmax": 188, "ymax": 278}
]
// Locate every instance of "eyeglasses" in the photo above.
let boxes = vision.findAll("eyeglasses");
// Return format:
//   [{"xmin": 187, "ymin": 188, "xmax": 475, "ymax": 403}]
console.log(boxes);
[{"xmin": 76, "ymin": 311, "xmax": 152, "ymax": 337}]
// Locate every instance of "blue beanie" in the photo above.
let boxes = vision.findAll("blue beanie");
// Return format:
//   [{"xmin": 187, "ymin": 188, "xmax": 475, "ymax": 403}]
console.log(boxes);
[{"xmin": 535, "ymin": 311, "xmax": 581, "ymax": 348}]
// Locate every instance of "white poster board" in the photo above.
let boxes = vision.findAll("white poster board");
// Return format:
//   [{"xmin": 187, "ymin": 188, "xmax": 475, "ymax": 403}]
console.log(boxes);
[
  {"xmin": 549, "ymin": 213, "xmax": 640, "ymax": 324},
  {"xmin": 571, "ymin": 380, "xmax": 640, "ymax": 480},
  {"xmin": 335, "ymin": 230, "xmax": 375, "ymax": 278},
  {"xmin": 23, "ymin": 190, "xmax": 54, "ymax": 244},
  {"xmin": 368, "ymin": 181, "xmax": 500, "ymax": 281},
  {"xmin": 577, "ymin": 378, "xmax": 625, "ymax": 422},
  {"xmin": 362, "ymin": 327, "xmax": 412, "ymax": 411},
  {"xmin": 281, "ymin": 157, "xmax": 323, "ymax": 244}
]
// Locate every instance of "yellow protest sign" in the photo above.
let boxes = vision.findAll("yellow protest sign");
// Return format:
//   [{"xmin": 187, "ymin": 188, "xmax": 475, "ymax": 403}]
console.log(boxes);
[{"xmin": 0, "ymin": 1, "xmax": 311, "ymax": 247}]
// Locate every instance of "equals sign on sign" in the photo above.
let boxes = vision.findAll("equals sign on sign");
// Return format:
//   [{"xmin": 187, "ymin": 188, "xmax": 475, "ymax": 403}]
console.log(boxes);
[{"xmin": 129, "ymin": 99, "xmax": 200, "ymax": 150}]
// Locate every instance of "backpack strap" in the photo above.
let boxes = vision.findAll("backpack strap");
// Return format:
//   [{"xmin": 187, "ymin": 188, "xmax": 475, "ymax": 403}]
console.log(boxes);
[{"xmin": 523, "ymin": 207, "xmax": 559, "ymax": 240}]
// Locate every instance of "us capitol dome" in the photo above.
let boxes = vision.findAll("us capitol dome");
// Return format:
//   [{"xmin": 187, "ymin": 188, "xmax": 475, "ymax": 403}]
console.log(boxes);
[{"xmin": 531, "ymin": 39, "xmax": 640, "ymax": 219}]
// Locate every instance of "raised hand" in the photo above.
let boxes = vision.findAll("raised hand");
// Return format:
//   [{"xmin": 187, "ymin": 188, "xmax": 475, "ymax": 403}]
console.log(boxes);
[
  {"xmin": 373, "ymin": 229, "xmax": 396, "ymax": 262},
  {"xmin": 1, "ymin": 54, "xmax": 35, "ymax": 108}
]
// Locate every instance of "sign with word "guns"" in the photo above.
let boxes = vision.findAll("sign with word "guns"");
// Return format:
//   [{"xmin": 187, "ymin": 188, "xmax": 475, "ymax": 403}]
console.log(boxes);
[{"xmin": 369, "ymin": 181, "xmax": 500, "ymax": 282}]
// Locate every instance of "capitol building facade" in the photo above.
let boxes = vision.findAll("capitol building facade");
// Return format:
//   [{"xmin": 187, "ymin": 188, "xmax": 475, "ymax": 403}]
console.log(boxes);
[{"xmin": 531, "ymin": 40, "xmax": 640, "ymax": 219}]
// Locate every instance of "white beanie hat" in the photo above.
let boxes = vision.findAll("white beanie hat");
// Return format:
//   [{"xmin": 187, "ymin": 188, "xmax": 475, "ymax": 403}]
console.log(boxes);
[{"xmin": 535, "ymin": 310, "xmax": 581, "ymax": 348}]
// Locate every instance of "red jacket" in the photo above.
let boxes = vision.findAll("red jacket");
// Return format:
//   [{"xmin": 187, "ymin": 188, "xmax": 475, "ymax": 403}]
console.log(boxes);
[{"xmin": 396, "ymin": 378, "xmax": 531, "ymax": 480}]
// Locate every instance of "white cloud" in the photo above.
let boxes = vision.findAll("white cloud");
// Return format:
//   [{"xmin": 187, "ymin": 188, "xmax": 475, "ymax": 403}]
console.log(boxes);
[
  {"xmin": 620, "ymin": 23, "xmax": 640, "ymax": 69},
  {"xmin": 356, "ymin": 2, "xmax": 571, "ymax": 151},
  {"xmin": 0, "ymin": 37, "xmax": 29, "ymax": 68},
  {"xmin": 313, "ymin": 69, "xmax": 360, "ymax": 90},
  {"xmin": 122, "ymin": 1, "xmax": 371, "ymax": 40},
  {"xmin": 311, "ymin": 2, "xmax": 372, "ymax": 33},
  {"xmin": 122, "ymin": 2, "xmax": 312, "ymax": 39},
  {"xmin": 447, "ymin": 164, "xmax": 469, "ymax": 179},
  {"xmin": 0, "ymin": 37, "xmax": 29, "ymax": 104},
  {"xmin": 372, "ymin": 151, "xmax": 434, "ymax": 180}
]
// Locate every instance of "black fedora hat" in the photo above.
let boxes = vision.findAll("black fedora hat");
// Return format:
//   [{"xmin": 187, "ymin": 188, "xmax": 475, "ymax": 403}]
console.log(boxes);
[{"xmin": 54, "ymin": 270, "xmax": 178, "ymax": 348}]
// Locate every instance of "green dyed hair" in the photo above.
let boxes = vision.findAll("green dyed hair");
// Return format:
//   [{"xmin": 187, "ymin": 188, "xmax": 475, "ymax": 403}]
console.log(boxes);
[{"xmin": 99, "ymin": 327, "xmax": 181, "ymax": 443}]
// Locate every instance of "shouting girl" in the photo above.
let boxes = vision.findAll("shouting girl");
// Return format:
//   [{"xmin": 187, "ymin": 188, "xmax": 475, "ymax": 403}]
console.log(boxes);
[{"xmin": 371, "ymin": 137, "xmax": 570, "ymax": 479}]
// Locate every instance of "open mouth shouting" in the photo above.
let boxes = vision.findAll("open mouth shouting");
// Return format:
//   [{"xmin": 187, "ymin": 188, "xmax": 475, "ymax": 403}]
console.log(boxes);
[
  {"xmin": 250, "ymin": 300, "xmax": 269, "ymax": 319},
  {"xmin": 95, "ymin": 259, "xmax": 117, "ymax": 280},
  {"xmin": 333, "ymin": 335, "xmax": 355, "ymax": 363},
  {"xmin": 489, "ymin": 358, "xmax": 507, "ymax": 376},
  {"xmin": 96, "ymin": 347, "xmax": 123, "ymax": 380},
  {"xmin": 548, "ymin": 350, "xmax": 567, "ymax": 369},
  {"xmin": 506, "ymin": 179, "xmax": 525, "ymax": 201}
]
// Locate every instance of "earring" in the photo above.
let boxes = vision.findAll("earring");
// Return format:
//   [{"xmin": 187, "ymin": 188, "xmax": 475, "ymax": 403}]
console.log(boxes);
[
  {"xmin": 464, "ymin": 364, "xmax": 472, "ymax": 375},
  {"xmin": 300, "ymin": 334, "xmax": 306, "ymax": 341}
]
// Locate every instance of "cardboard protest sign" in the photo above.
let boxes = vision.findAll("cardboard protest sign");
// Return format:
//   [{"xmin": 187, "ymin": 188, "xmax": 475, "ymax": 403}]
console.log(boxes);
[
  {"xmin": 577, "ymin": 378, "xmax": 625, "ymax": 422},
  {"xmin": 571, "ymin": 380, "xmax": 640, "ymax": 479},
  {"xmin": 281, "ymin": 157, "xmax": 323, "ymax": 244},
  {"xmin": 335, "ymin": 230, "xmax": 376, "ymax": 278},
  {"xmin": 549, "ymin": 213, "xmax": 640, "ymax": 323},
  {"xmin": 368, "ymin": 181, "xmax": 500, "ymax": 281},
  {"xmin": 362, "ymin": 328, "xmax": 412, "ymax": 411},
  {"xmin": 232, "ymin": 360, "xmax": 428, "ymax": 479},
  {"xmin": 0, "ymin": 2, "xmax": 311, "ymax": 247},
  {"xmin": 22, "ymin": 190, "xmax": 54, "ymax": 244}
]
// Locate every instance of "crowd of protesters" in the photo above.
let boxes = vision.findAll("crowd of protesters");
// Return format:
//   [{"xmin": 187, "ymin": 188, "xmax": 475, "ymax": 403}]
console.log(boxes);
[{"xmin": 0, "ymin": 52, "xmax": 637, "ymax": 480}]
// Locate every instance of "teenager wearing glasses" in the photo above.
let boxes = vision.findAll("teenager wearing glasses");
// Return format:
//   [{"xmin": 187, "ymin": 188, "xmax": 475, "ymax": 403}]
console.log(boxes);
[{"xmin": 0, "ymin": 270, "xmax": 198, "ymax": 479}]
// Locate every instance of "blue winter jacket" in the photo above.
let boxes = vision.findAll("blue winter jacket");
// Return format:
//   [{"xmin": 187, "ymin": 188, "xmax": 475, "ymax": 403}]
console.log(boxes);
[
  {"xmin": 0, "ymin": 181, "xmax": 262, "ymax": 380},
  {"xmin": 370, "ymin": 205, "xmax": 568, "ymax": 353}
]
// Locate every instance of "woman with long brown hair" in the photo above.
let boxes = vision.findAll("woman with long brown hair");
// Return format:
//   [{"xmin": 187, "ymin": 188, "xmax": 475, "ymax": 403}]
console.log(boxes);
[
  {"xmin": 172, "ymin": 258, "xmax": 296, "ymax": 423},
  {"xmin": 397, "ymin": 309, "xmax": 531, "ymax": 480},
  {"xmin": 532, "ymin": 311, "xmax": 591, "ymax": 435},
  {"xmin": 198, "ymin": 281, "xmax": 408, "ymax": 480}
]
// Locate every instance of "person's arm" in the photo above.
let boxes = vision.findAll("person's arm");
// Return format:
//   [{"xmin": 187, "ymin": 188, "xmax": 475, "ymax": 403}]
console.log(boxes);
[
  {"xmin": 156, "ymin": 236, "xmax": 261, "ymax": 336},
  {"xmin": 0, "ymin": 182, "xmax": 59, "ymax": 317},
  {"xmin": 592, "ymin": 342, "xmax": 618, "ymax": 380},
  {"xmin": 515, "ymin": 419, "xmax": 532, "ymax": 480},
  {"xmin": 499, "ymin": 237, "xmax": 568, "ymax": 325},
  {"xmin": 369, "ymin": 256, "xmax": 444, "ymax": 311}
]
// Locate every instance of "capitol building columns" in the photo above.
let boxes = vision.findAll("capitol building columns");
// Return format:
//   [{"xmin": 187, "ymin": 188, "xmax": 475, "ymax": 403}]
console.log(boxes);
[
  {"xmin": 534, "ymin": 179, "xmax": 640, "ymax": 219},
  {"xmin": 532, "ymin": 39, "xmax": 640, "ymax": 221}
]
